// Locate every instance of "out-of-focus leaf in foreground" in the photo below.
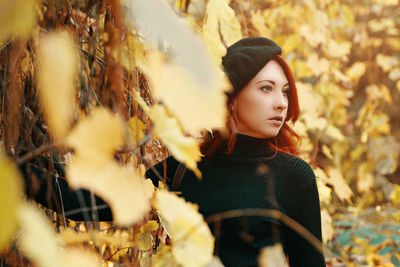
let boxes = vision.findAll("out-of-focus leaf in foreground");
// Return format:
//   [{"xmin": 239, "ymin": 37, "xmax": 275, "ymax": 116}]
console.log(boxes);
[
  {"xmin": 258, "ymin": 243, "xmax": 288, "ymax": 267},
  {"xmin": 38, "ymin": 31, "xmax": 78, "ymax": 140},
  {"xmin": 17, "ymin": 203, "xmax": 64, "ymax": 267},
  {"xmin": 138, "ymin": 49, "xmax": 228, "ymax": 135},
  {"xmin": 0, "ymin": 0, "xmax": 40, "ymax": 42},
  {"xmin": 66, "ymin": 108, "xmax": 150, "ymax": 225},
  {"xmin": 0, "ymin": 152, "xmax": 22, "ymax": 251},
  {"xmin": 135, "ymin": 92, "xmax": 203, "ymax": 178},
  {"xmin": 154, "ymin": 190, "xmax": 214, "ymax": 267},
  {"xmin": 127, "ymin": 0, "xmax": 229, "ymax": 133}
]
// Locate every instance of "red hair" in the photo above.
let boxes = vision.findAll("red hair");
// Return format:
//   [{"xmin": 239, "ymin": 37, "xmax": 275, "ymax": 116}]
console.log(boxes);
[{"xmin": 200, "ymin": 55, "xmax": 300, "ymax": 157}]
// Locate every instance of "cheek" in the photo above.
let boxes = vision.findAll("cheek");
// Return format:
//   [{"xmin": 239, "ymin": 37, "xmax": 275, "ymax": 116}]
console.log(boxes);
[{"xmin": 236, "ymin": 92, "xmax": 269, "ymax": 123}]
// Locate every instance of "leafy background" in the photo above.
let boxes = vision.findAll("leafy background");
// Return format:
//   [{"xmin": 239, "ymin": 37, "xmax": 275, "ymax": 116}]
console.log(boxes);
[{"xmin": 0, "ymin": 0, "xmax": 400, "ymax": 266}]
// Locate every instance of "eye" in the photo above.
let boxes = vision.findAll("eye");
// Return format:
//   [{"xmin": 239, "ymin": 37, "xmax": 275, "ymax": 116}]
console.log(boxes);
[
  {"xmin": 282, "ymin": 88, "xmax": 290, "ymax": 96},
  {"xmin": 260, "ymin": 85, "xmax": 273, "ymax": 92}
]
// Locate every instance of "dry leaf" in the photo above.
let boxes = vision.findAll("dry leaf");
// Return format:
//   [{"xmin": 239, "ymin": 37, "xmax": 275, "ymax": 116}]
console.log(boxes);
[
  {"xmin": 38, "ymin": 31, "xmax": 78, "ymax": 140},
  {"xmin": 306, "ymin": 53, "xmax": 330, "ymax": 76},
  {"xmin": 321, "ymin": 209, "xmax": 334, "ymax": 243},
  {"xmin": 346, "ymin": 62, "xmax": 366, "ymax": 82},
  {"xmin": 258, "ymin": 243, "xmax": 288, "ymax": 267},
  {"xmin": 326, "ymin": 40, "xmax": 351, "ymax": 59},
  {"xmin": 327, "ymin": 168, "xmax": 353, "ymax": 202},
  {"xmin": 62, "ymin": 248, "xmax": 102, "ymax": 267},
  {"xmin": 17, "ymin": 203, "xmax": 64, "ymax": 267},
  {"xmin": 0, "ymin": 153, "xmax": 23, "ymax": 251},
  {"xmin": 0, "ymin": 0, "xmax": 40, "ymax": 42},
  {"xmin": 154, "ymin": 190, "xmax": 214, "ymax": 267}
]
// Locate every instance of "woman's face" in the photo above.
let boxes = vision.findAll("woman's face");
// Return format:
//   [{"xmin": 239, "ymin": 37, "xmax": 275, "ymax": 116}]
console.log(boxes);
[{"xmin": 233, "ymin": 60, "xmax": 289, "ymax": 138}]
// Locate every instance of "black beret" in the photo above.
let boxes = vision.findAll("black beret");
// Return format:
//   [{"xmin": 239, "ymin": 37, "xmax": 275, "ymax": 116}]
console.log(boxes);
[{"xmin": 222, "ymin": 37, "xmax": 282, "ymax": 97}]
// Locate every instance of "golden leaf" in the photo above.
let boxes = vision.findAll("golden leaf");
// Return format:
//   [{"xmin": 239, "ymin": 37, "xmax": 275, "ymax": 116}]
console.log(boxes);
[
  {"xmin": 128, "ymin": 116, "xmax": 146, "ymax": 146},
  {"xmin": 66, "ymin": 108, "xmax": 124, "ymax": 164},
  {"xmin": 357, "ymin": 162, "xmax": 374, "ymax": 193},
  {"xmin": 326, "ymin": 40, "xmax": 351, "ymax": 59},
  {"xmin": 321, "ymin": 209, "xmax": 334, "ymax": 243},
  {"xmin": 342, "ymin": 5, "xmax": 355, "ymax": 27},
  {"xmin": 299, "ymin": 25, "xmax": 326, "ymax": 47},
  {"xmin": 203, "ymin": 0, "xmax": 242, "ymax": 50},
  {"xmin": 38, "ymin": 31, "xmax": 78, "ymax": 140},
  {"xmin": 0, "ymin": 153, "xmax": 22, "ymax": 251},
  {"xmin": 372, "ymin": 0, "xmax": 398, "ymax": 4},
  {"xmin": 17, "ymin": 203, "xmax": 64, "ymax": 267},
  {"xmin": 346, "ymin": 62, "xmax": 366, "ymax": 82},
  {"xmin": 67, "ymin": 158, "xmax": 150, "ymax": 226},
  {"xmin": 250, "ymin": 10, "xmax": 271, "ymax": 37},
  {"xmin": 135, "ymin": 220, "xmax": 159, "ymax": 250},
  {"xmin": 138, "ymin": 50, "xmax": 228, "ymax": 134},
  {"xmin": 62, "ymin": 248, "xmax": 102, "ymax": 267},
  {"xmin": 0, "ymin": 0, "xmax": 40, "ymax": 42},
  {"xmin": 149, "ymin": 104, "xmax": 203, "ymax": 177},
  {"xmin": 327, "ymin": 168, "xmax": 353, "ymax": 202},
  {"xmin": 258, "ymin": 243, "xmax": 288, "ymax": 267},
  {"xmin": 306, "ymin": 53, "xmax": 330, "ymax": 76},
  {"xmin": 376, "ymin": 54, "xmax": 399, "ymax": 73},
  {"xmin": 154, "ymin": 190, "xmax": 214, "ymax": 267},
  {"xmin": 282, "ymin": 34, "xmax": 301, "ymax": 54},
  {"xmin": 66, "ymin": 108, "xmax": 150, "ymax": 225}
]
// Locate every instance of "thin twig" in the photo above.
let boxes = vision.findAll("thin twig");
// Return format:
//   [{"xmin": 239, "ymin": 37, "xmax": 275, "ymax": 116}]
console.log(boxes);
[{"xmin": 16, "ymin": 142, "xmax": 67, "ymax": 164}]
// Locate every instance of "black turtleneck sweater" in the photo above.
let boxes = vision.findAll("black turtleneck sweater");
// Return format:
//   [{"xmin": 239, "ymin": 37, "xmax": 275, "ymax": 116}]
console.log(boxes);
[
  {"xmin": 147, "ymin": 133, "xmax": 326, "ymax": 267},
  {"xmin": 21, "ymin": 133, "xmax": 326, "ymax": 266}
]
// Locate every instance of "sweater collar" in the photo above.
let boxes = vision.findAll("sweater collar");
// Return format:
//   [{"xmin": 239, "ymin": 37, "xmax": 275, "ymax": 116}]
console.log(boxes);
[{"xmin": 217, "ymin": 133, "xmax": 276, "ymax": 158}]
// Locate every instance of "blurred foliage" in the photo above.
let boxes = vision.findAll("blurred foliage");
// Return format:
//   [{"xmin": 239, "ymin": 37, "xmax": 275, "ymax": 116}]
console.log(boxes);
[{"xmin": 0, "ymin": 0, "xmax": 399, "ymax": 266}]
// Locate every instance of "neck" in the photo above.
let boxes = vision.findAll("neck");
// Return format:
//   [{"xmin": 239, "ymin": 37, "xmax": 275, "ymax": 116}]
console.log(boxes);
[{"xmin": 217, "ymin": 133, "xmax": 276, "ymax": 158}]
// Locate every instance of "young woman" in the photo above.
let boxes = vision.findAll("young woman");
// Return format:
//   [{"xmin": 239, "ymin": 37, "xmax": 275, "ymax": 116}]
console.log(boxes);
[
  {"xmin": 21, "ymin": 37, "xmax": 326, "ymax": 266},
  {"xmin": 146, "ymin": 37, "xmax": 326, "ymax": 266}
]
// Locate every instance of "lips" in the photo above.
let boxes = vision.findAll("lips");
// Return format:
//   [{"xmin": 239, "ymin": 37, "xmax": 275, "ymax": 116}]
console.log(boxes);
[{"xmin": 268, "ymin": 115, "xmax": 283, "ymax": 123}]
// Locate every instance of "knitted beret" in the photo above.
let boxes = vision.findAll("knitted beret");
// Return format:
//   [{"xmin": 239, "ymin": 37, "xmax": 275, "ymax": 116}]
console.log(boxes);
[{"xmin": 222, "ymin": 37, "xmax": 282, "ymax": 97}]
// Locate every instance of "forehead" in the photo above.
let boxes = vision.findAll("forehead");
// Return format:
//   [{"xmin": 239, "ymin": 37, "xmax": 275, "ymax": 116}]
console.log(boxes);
[{"xmin": 252, "ymin": 60, "xmax": 288, "ymax": 83}]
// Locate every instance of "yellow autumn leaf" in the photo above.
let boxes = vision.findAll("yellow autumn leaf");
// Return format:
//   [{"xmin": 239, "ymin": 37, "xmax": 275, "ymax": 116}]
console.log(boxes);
[
  {"xmin": 282, "ymin": 34, "xmax": 300, "ymax": 54},
  {"xmin": 357, "ymin": 162, "xmax": 374, "ymax": 193},
  {"xmin": 376, "ymin": 53, "xmax": 399, "ymax": 72},
  {"xmin": 62, "ymin": 248, "xmax": 102, "ymax": 267},
  {"xmin": 299, "ymin": 24, "xmax": 326, "ymax": 47},
  {"xmin": 372, "ymin": 0, "xmax": 398, "ymax": 4},
  {"xmin": 306, "ymin": 53, "xmax": 330, "ymax": 76},
  {"xmin": 327, "ymin": 168, "xmax": 353, "ymax": 202},
  {"xmin": 66, "ymin": 108, "xmax": 150, "ymax": 225},
  {"xmin": 321, "ymin": 209, "xmax": 334, "ymax": 243},
  {"xmin": 371, "ymin": 113, "xmax": 391, "ymax": 135},
  {"xmin": 0, "ymin": 0, "xmax": 40, "ymax": 42},
  {"xmin": 154, "ymin": 190, "xmax": 214, "ymax": 267},
  {"xmin": 138, "ymin": 50, "xmax": 228, "ymax": 134},
  {"xmin": 0, "ymin": 152, "xmax": 23, "ymax": 251},
  {"xmin": 17, "ymin": 203, "xmax": 65, "ymax": 267},
  {"xmin": 314, "ymin": 168, "xmax": 332, "ymax": 205},
  {"xmin": 149, "ymin": 103, "xmax": 203, "ymax": 178},
  {"xmin": 346, "ymin": 62, "xmax": 367, "ymax": 82},
  {"xmin": 342, "ymin": 5, "xmax": 355, "ymax": 27},
  {"xmin": 203, "ymin": 0, "xmax": 242, "ymax": 61},
  {"xmin": 128, "ymin": 116, "xmax": 146, "ymax": 146},
  {"xmin": 326, "ymin": 40, "xmax": 352, "ymax": 59},
  {"xmin": 135, "ymin": 220, "xmax": 159, "ymax": 250},
  {"xmin": 258, "ymin": 243, "xmax": 288, "ymax": 267},
  {"xmin": 38, "ymin": 31, "xmax": 78, "ymax": 140},
  {"xmin": 66, "ymin": 108, "xmax": 124, "ymax": 164},
  {"xmin": 67, "ymin": 157, "xmax": 150, "ymax": 226},
  {"xmin": 127, "ymin": 0, "xmax": 217, "ymax": 91},
  {"xmin": 250, "ymin": 10, "xmax": 271, "ymax": 37}
]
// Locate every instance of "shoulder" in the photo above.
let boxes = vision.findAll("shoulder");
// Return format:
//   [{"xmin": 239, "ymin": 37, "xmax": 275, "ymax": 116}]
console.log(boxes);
[{"xmin": 275, "ymin": 152, "xmax": 316, "ymax": 186}]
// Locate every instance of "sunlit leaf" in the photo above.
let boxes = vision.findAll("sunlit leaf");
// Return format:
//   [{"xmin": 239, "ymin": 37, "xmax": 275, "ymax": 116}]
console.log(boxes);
[
  {"xmin": 62, "ymin": 248, "xmax": 102, "ymax": 267},
  {"xmin": 376, "ymin": 54, "xmax": 399, "ymax": 72},
  {"xmin": 17, "ymin": 203, "xmax": 64, "ymax": 267},
  {"xmin": 299, "ymin": 24, "xmax": 326, "ymax": 47},
  {"xmin": 0, "ymin": 153, "xmax": 22, "ymax": 251},
  {"xmin": 203, "ymin": 0, "xmax": 242, "ymax": 61},
  {"xmin": 135, "ymin": 220, "xmax": 159, "ymax": 250},
  {"xmin": 327, "ymin": 168, "xmax": 353, "ymax": 202},
  {"xmin": 326, "ymin": 40, "xmax": 351, "ymax": 59},
  {"xmin": 342, "ymin": 5, "xmax": 355, "ymax": 27},
  {"xmin": 66, "ymin": 108, "xmax": 150, "ymax": 225},
  {"xmin": 38, "ymin": 31, "xmax": 78, "ymax": 140},
  {"xmin": 128, "ymin": 116, "xmax": 146, "ymax": 146},
  {"xmin": 0, "ymin": 0, "xmax": 40, "ymax": 42},
  {"xmin": 346, "ymin": 62, "xmax": 366, "ymax": 82},
  {"xmin": 258, "ymin": 243, "xmax": 288, "ymax": 267},
  {"xmin": 357, "ymin": 162, "xmax": 374, "ymax": 193},
  {"xmin": 154, "ymin": 190, "xmax": 214, "ymax": 267},
  {"xmin": 306, "ymin": 53, "xmax": 330, "ymax": 76},
  {"xmin": 321, "ymin": 209, "xmax": 334, "ymax": 243}
]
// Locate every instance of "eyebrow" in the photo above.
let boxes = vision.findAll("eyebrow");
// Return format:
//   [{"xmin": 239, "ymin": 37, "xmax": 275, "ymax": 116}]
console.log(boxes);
[{"xmin": 256, "ymin": 80, "xmax": 289, "ymax": 86}]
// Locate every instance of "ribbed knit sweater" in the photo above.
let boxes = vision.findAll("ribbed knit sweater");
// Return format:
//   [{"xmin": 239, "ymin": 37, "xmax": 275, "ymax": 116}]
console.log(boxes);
[{"xmin": 147, "ymin": 133, "xmax": 326, "ymax": 267}]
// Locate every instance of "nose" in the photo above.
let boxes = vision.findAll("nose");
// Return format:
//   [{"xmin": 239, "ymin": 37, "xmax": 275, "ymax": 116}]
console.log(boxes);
[{"xmin": 273, "ymin": 91, "xmax": 288, "ymax": 111}]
